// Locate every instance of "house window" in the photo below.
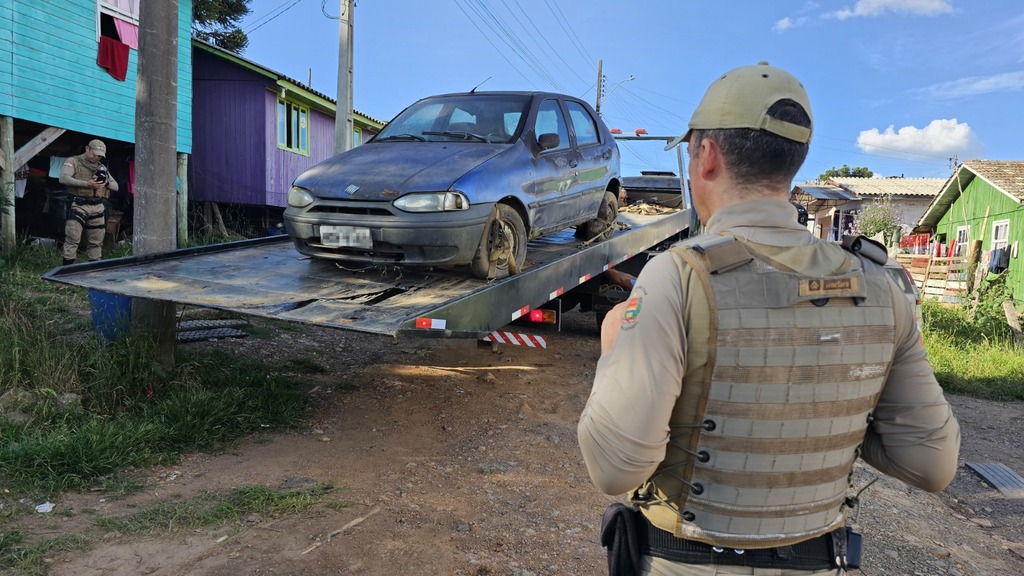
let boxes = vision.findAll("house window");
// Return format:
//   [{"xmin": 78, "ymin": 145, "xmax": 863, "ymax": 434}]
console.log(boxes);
[
  {"xmin": 97, "ymin": 0, "xmax": 140, "ymax": 49},
  {"xmin": 277, "ymin": 99, "xmax": 309, "ymax": 155},
  {"xmin": 353, "ymin": 127, "xmax": 362, "ymax": 147},
  {"xmin": 99, "ymin": 0, "xmax": 140, "ymax": 25},
  {"xmin": 992, "ymin": 220, "xmax": 1010, "ymax": 251},
  {"xmin": 954, "ymin": 225, "xmax": 970, "ymax": 257}
]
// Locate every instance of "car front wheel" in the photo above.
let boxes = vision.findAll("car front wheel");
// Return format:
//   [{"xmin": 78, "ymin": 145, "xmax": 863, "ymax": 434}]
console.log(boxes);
[{"xmin": 470, "ymin": 204, "xmax": 527, "ymax": 280}]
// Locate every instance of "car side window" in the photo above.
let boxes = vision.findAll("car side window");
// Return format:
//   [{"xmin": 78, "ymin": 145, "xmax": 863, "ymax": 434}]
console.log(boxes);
[
  {"xmin": 566, "ymin": 101, "xmax": 600, "ymax": 147},
  {"xmin": 534, "ymin": 99, "xmax": 570, "ymax": 151}
]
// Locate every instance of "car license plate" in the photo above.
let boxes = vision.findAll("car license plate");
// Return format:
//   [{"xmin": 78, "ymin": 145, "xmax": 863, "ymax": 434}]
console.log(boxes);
[{"xmin": 320, "ymin": 225, "xmax": 372, "ymax": 249}]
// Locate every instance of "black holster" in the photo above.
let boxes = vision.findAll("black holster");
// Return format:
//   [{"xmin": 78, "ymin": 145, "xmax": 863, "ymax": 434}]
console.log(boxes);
[{"xmin": 600, "ymin": 503, "xmax": 642, "ymax": 576}]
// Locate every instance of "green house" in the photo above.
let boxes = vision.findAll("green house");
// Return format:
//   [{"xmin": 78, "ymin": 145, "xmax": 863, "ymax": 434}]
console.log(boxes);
[{"xmin": 916, "ymin": 161, "xmax": 1024, "ymax": 306}]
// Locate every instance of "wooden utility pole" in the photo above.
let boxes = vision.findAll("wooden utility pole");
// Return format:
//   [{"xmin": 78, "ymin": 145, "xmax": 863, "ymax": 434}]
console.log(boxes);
[
  {"xmin": 0, "ymin": 116, "xmax": 14, "ymax": 250},
  {"xmin": 133, "ymin": 0, "xmax": 179, "ymax": 370},
  {"xmin": 594, "ymin": 59, "xmax": 603, "ymax": 115},
  {"xmin": 333, "ymin": 0, "xmax": 354, "ymax": 155}
]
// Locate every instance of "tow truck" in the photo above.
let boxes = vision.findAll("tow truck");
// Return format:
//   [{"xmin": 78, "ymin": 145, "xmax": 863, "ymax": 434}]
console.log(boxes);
[{"xmin": 44, "ymin": 135, "xmax": 693, "ymax": 346}]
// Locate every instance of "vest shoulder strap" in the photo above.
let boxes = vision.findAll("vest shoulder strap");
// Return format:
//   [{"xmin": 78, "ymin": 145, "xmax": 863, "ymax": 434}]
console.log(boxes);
[{"xmin": 681, "ymin": 235, "xmax": 753, "ymax": 275}]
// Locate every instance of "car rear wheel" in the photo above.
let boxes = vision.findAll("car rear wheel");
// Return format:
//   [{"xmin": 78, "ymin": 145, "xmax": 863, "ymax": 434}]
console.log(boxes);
[
  {"xmin": 470, "ymin": 204, "xmax": 527, "ymax": 280},
  {"xmin": 575, "ymin": 191, "xmax": 618, "ymax": 242}
]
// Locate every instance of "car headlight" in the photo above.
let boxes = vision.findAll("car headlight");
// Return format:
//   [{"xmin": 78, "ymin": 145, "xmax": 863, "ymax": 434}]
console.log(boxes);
[
  {"xmin": 287, "ymin": 186, "xmax": 314, "ymax": 208},
  {"xmin": 393, "ymin": 191, "xmax": 470, "ymax": 212}
]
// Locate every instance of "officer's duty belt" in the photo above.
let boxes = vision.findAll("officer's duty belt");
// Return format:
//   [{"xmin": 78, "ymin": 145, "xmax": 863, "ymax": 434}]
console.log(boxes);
[
  {"xmin": 640, "ymin": 514, "xmax": 841, "ymax": 570},
  {"xmin": 72, "ymin": 196, "xmax": 105, "ymax": 205}
]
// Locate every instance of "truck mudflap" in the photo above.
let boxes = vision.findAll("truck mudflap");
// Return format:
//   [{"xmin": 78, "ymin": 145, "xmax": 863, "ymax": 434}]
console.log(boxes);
[{"xmin": 43, "ymin": 210, "xmax": 691, "ymax": 339}]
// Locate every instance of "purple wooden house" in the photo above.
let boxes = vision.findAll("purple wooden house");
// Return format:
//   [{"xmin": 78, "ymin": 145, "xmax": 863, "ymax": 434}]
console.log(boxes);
[{"xmin": 189, "ymin": 39, "xmax": 383, "ymax": 231}]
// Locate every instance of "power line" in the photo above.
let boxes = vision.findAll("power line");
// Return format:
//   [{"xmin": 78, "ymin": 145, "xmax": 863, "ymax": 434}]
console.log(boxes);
[
  {"xmin": 543, "ymin": 0, "xmax": 592, "ymax": 68},
  {"xmin": 453, "ymin": 0, "xmax": 538, "ymax": 89},
  {"xmin": 245, "ymin": 0, "xmax": 310, "ymax": 34}
]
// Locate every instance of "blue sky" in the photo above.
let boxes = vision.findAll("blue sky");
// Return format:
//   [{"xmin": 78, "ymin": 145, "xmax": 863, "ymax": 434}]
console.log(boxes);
[{"xmin": 237, "ymin": 0, "xmax": 1024, "ymax": 184}]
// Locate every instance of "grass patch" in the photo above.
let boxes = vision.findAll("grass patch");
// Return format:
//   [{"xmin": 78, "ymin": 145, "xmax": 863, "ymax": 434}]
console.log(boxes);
[
  {"xmin": 93, "ymin": 483, "xmax": 343, "ymax": 534},
  {"xmin": 285, "ymin": 357, "xmax": 328, "ymax": 374},
  {"xmin": 0, "ymin": 531, "xmax": 89, "ymax": 576},
  {"xmin": 1, "ymin": 244, "xmax": 313, "ymax": 500},
  {"xmin": 922, "ymin": 297, "xmax": 1024, "ymax": 400}
]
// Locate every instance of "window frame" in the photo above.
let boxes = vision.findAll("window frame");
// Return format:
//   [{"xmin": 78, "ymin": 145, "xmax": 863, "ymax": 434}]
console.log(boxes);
[
  {"xmin": 954, "ymin": 225, "xmax": 971, "ymax": 257},
  {"xmin": 98, "ymin": 0, "xmax": 140, "ymax": 25},
  {"xmin": 277, "ymin": 98, "xmax": 310, "ymax": 156},
  {"xmin": 992, "ymin": 219, "xmax": 1010, "ymax": 251},
  {"xmin": 534, "ymin": 98, "xmax": 570, "ymax": 153},
  {"xmin": 565, "ymin": 100, "xmax": 600, "ymax": 147}
]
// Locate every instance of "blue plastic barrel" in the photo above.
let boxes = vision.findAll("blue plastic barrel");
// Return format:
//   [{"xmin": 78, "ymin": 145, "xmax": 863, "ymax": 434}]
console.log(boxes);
[{"xmin": 87, "ymin": 290, "xmax": 132, "ymax": 342}]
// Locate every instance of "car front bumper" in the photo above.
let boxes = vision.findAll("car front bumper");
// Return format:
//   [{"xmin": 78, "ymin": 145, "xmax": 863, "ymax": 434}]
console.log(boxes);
[{"xmin": 283, "ymin": 200, "xmax": 494, "ymax": 267}]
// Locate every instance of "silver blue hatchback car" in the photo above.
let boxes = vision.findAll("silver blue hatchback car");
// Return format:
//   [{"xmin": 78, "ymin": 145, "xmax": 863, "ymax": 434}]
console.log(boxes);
[{"xmin": 283, "ymin": 91, "xmax": 621, "ymax": 279}]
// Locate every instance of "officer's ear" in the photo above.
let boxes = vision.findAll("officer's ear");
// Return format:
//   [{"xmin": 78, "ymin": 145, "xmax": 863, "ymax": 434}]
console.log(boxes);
[{"xmin": 694, "ymin": 137, "xmax": 722, "ymax": 182}]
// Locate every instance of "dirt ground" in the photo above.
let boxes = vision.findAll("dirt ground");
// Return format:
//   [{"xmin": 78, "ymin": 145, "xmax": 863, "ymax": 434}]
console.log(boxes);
[{"xmin": 14, "ymin": 310, "xmax": 1024, "ymax": 576}]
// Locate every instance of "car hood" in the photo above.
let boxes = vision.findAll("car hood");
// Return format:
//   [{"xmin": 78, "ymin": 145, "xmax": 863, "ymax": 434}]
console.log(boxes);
[{"xmin": 293, "ymin": 142, "xmax": 509, "ymax": 200}]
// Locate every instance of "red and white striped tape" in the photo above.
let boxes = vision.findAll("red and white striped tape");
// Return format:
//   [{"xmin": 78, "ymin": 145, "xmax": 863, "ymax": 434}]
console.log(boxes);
[{"xmin": 482, "ymin": 331, "xmax": 547, "ymax": 349}]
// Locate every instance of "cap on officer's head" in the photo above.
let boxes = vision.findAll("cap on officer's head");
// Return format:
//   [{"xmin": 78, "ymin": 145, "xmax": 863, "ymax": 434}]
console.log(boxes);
[
  {"xmin": 88, "ymin": 139, "xmax": 107, "ymax": 157},
  {"xmin": 682, "ymin": 62, "xmax": 812, "ymax": 144}
]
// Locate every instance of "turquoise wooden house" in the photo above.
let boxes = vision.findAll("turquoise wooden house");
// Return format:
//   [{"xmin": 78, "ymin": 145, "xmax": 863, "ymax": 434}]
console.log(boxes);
[
  {"xmin": 0, "ymin": 0, "xmax": 193, "ymax": 240},
  {"xmin": 916, "ymin": 161, "xmax": 1024, "ymax": 305}
]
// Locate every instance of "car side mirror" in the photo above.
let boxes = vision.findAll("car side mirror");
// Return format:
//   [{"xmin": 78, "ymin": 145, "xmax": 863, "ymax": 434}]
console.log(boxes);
[{"xmin": 537, "ymin": 133, "xmax": 560, "ymax": 151}]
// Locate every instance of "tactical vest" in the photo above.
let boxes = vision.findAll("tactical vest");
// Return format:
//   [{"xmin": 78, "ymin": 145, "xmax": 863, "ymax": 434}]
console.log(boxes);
[
  {"xmin": 66, "ymin": 154, "xmax": 109, "ymax": 199},
  {"xmin": 632, "ymin": 234, "xmax": 896, "ymax": 549}
]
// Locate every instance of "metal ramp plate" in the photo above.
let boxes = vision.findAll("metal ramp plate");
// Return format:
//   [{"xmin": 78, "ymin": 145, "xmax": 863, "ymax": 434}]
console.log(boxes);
[
  {"xmin": 177, "ymin": 319, "xmax": 250, "ymax": 331},
  {"xmin": 176, "ymin": 328, "xmax": 248, "ymax": 344},
  {"xmin": 966, "ymin": 462, "xmax": 1024, "ymax": 498}
]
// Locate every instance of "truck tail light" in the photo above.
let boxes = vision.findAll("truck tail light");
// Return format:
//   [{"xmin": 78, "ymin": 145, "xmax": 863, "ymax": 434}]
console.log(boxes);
[{"xmin": 529, "ymin": 309, "xmax": 557, "ymax": 324}]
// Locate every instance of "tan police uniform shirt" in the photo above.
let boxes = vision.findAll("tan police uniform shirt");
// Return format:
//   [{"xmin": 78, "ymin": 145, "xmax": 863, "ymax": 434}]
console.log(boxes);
[
  {"xmin": 59, "ymin": 154, "xmax": 119, "ymax": 197},
  {"xmin": 578, "ymin": 199, "xmax": 961, "ymax": 499}
]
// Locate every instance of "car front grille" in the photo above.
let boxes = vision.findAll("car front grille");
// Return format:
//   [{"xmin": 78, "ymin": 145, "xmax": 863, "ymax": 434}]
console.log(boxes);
[{"xmin": 308, "ymin": 200, "xmax": 393, "ymax": 217}]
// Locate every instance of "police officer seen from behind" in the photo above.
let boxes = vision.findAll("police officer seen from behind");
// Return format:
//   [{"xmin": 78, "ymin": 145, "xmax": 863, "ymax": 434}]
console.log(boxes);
[
  {"xmin": 578, "ymin": 62, "xmax": 961, "ymax": 576},
  {"xmin": 59, "ymin": 139, "xmax": 118, "ymax": 265}
]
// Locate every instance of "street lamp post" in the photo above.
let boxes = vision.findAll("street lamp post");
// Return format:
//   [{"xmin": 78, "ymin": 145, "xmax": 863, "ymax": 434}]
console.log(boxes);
[{"xmin": 597, "ymin": 75, "xmax": 635, "ymax": 115}]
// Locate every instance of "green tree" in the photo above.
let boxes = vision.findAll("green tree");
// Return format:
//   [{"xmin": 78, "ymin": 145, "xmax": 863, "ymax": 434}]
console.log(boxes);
[
  {"xmin": 847, "ymin": 194, "xmax": 905, "ymax": 248},
  {"xmin": 819, "ymin": 164, "xmax": 874, "ymax": 181},
  {"xmin": 193, "ymin": 0, "xmax": 251, "ymax": 53}
]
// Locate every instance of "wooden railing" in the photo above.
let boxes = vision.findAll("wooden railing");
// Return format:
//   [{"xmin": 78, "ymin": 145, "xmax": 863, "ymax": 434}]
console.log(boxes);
[{"xmin": 895, "ymin": 254, "xmax": 968, "ymax": 304}]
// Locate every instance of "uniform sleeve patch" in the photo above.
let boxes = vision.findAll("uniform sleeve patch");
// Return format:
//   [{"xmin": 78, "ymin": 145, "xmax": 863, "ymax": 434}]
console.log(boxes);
[{"xmin": 622, "ymin": 296, "xmax": 643, "ymax": 324}]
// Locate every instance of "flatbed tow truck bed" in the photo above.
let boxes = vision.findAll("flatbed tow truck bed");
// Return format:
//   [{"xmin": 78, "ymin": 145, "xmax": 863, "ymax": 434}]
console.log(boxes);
[{"xmin": 43, "ymin": 208, "xmax": 691, "ymax": 339}]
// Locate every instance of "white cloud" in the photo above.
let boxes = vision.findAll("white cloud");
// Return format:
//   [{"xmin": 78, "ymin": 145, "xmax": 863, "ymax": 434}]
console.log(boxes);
[
  {"xmin": 922, "ymin": 71, "xmax": 1024, "ymax": 99},
  {"xmin": 774, "ymin": 17, "xmax": 795, "ymax": 31},
  {"xmin": 830, "ymin": 0, "xmax": 953, "ymax": 20},
  {"xmin": 856, "ymin": 119, "xmax": 977, "ymax": 159}
]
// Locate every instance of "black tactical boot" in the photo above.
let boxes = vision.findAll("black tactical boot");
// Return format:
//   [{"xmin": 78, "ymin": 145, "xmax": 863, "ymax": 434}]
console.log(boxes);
[{"xmin": 62, "ymin": 258, "xmax": 75, "ymax": 266}]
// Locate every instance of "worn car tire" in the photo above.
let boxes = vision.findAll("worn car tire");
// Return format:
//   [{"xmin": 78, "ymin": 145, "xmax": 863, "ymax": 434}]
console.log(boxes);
[
  {"xmin": 470, "ymin": 204, "xmax": 527, "ymax": 280},
  {"xmin": 575, "ymin": 191, "xmax": 618, "ymax": 241}
]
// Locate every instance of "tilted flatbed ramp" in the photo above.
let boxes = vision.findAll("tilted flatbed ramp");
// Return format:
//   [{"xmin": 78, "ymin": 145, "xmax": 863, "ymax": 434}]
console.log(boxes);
[{"xmin": 44, "ymin": 209, "xmax": 691, "ymax": 338}]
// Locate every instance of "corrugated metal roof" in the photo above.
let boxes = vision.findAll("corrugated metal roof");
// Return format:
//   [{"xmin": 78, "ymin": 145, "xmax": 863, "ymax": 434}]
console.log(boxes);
[
  {"xmin": 192, "ymin": 37, "xmax": 386, "ymax": 126},
  {"xmin": 794, "ymin": 185, "xmax": 857, "ymax": 201},
  {"xmin": 828, "ymin": 177, "xmax": 945, "ymax": 197}
]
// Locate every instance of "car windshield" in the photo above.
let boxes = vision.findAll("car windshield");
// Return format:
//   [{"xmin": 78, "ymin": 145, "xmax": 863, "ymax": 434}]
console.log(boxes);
[{"xmin": 375, "ymin": 94, "xmax": 530, "ymax": 144}]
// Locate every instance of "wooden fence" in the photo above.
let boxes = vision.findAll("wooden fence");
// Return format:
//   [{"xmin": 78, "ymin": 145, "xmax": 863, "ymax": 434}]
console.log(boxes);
[{"xmin": 895, "ymin": 254, "xmax": 968, "ymax": 304}]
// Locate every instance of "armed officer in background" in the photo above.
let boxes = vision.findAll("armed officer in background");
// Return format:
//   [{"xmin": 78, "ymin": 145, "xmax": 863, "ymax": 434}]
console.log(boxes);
[
  {"xmin": 578, "ymin": 62, "xmax": 961, "ymax": 575},
  {"xmin": 60, "ymin": 139, "xmax": 118, "ymax": 265}
]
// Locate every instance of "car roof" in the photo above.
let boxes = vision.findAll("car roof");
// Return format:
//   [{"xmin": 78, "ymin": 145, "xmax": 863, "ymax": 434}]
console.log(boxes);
[{"xmin": 420, "ymin": 90, "xmax": 582, "ymax": 101}]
